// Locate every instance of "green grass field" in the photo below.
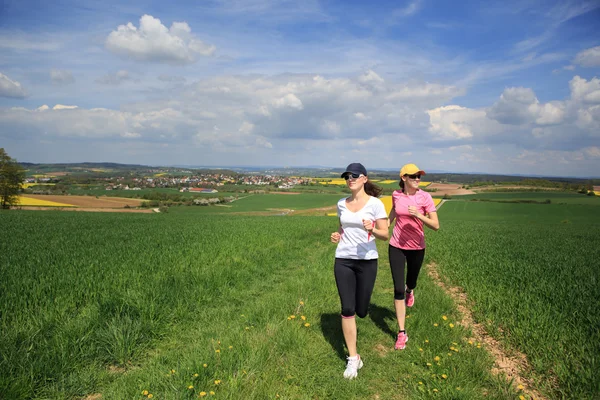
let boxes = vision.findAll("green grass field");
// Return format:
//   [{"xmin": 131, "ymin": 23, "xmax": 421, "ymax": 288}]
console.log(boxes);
[
  {"xmin": 1, "ymin": 191, "xmax": 598, "ymax": 399},
  {"xmin": 458, "ymin": 191, "xmax": 599, "ymax": 205},
  {"xmin": 426, "ymin": 200, "xmax": 600, "ymax": 398}
]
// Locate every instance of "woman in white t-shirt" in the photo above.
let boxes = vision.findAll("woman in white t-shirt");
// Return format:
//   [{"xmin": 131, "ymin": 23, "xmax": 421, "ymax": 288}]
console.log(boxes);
[{"xmin": 330, "ymin": 162, "xmax": 389, "ymax": 379}]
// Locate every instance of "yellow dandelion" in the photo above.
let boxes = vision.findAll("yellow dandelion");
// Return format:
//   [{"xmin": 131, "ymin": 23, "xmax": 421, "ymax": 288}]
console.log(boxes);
[
  {"xmin": 434, "ymin": 356, "xmax": 440, "ymax": 361},
  {"xmin": 215, "ymin": 349, "xmax": 220, "ymax": 353},
  {"xmin": 142, "ymin": 390, "xmax": 149, "ymax": 396},
  {"xmin": 426, "ymin": 363, "xmax": 432, "ymax": 367},
  {"xmin": 299, "ymin": 301, "xmax": 304, "ymax": 305},
  {"xmin": 442, "ymin": 315, "xmax": 448, "ymax": 320},
  {"xmin": 188, "ymin": 385, "xmax": 194, "ymax": 389},
  {"xmin": 217, "ymin": 341, "xmax": 221, "ymax": 344},
  {"xmin": 477, "ymin": 344, "xmax": 481, "ymax": 348},
  {"xmin": 245, "ymin": 326, "xmax": 250, "ymax": 330},
  {"xmin": 419, "ymin": 348, "xmax": 423, "ymax": 352},
  {"xmin": 456, "ymin": 387, "xmax": 461, "ymax": 390},
  {"xmin": 418, "ymin": 381, "xmax": 423, "ymax": 385},
  {"xmin": 194, "ymin": 373, "xmax": 199, "ymax": 377},
  {"xmin": 406, "ymin": 315, "xmax": 410, "ymax": 318},
  {"xmin": 425, "ymin": 339, "xmax": 429, "ymax": 343},
  {"xmin": 433, "ymin": 388, "xmax": 438, "ymax": 392},
  {"xmin": 210, "ymin": 391, "xmax": 215, "ymax": 395},
  {"xmin": 449, "ymin": 323, "xmax": 455, "ymax": 328},
  {"xmin": 304, "ymin": 323, "xmax": 310, "ymax": 327},
  {"xmin": 229, "ymin": 346, "xmax": 233, "ymax": 349},
  {"xmin": 170, "ymin": 369, "xmax": 176, "ymax": 374},
  {"xmin": 468, "ymin": 340, "xmax": 473, "ymax": 345},
  {"xmin": 301, "ymin": 315, "xmax": 306, "ymax": 320},
  {"xmin": 519, "ymin": 396, "xmax": 525, "ymax": 400},
  {"xmin": 441, "ymin": 374, "xmax": 447, "ymax": 379},
  {"xmin": 452, "ymin": 342, "xmax": 458, "ymax": 345},
  {"xmin": 433, "ymin": 323, "xmax": 438, "ymax": 327},
  {"xmin": 447, "ymin": 353, "xmax": 452, "ymax": 356},
  {"xmin": 147, "ymin": 395, "xmax": 153, "ymax": 399},
  {"xmin": 214, "ymin": 380, "xmax": 221, "ymax": 385},
  {"xmin": 517, "ymin": 384, "xmax": 524, "ymax": 390},
  {"xmin": 290, "ymin": 315, "xmax": 296, "ymax": 319},
  {"xmin": 199, "ymin": 392, "xmax": 207, "ymax": 397},
  {"xmin": 287, "ymin": 317, "xmax": 291, "ymax": 320}
]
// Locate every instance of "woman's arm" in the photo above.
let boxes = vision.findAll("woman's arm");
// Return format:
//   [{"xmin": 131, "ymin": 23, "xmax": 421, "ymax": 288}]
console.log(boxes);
[
  {"xmin": 388, "ymin": 208, "xmax": 396, "ymax": 226},
  {"xmin": 368, "ymin": 218, "xmax": 390, "ymax": 241},
  {"xmin": 416, "ymin": 210, "xmax": 439, "ymax": 231}
]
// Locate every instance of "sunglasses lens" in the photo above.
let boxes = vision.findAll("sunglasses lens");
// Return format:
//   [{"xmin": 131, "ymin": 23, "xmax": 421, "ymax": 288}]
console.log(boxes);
[{"xmin": 344, "ymin": 173, "xmax": 361, "ymax": 180}]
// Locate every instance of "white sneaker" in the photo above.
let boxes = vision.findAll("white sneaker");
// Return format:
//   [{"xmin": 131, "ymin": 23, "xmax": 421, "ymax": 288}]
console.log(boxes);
[{"xmin": 343, "ymin": 355, "xmax": 363, "ymax": 379}]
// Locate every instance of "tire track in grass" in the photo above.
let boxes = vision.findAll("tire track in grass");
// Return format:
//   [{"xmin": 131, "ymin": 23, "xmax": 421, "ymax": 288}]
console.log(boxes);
[{"xmin": 426, "ymin": 262, "xmax": 547, "ymax": 400}]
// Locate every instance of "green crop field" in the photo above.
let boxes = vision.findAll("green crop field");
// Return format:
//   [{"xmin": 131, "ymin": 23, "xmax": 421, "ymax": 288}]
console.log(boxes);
[
  {"xmin": 169, "ymin": 193, "xmax": 343, "ymax": 214},
  {"xmin": 426, "ymin": 200, "xmax": 600, "ymax": 398},
  {"xmin": 1, "ymin": 195, "xmax": 598, "ymax": 399},
  {"xmin": 458, "ymin": 191, "xmax": 600, "ymax": 205}
]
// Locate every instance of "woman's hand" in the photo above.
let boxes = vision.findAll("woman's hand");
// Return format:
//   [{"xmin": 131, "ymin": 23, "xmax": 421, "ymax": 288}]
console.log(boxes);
[
  {"xmin": 362, "ymin": 219, "xmax": 374, "ymax": 232},
  {"xmin": 330, "ymin": 232, "xmax": 341, "ymax": 243},
  {"xmin": 408, "ymin": 205, "xmax": 421, "ymax": 218}
]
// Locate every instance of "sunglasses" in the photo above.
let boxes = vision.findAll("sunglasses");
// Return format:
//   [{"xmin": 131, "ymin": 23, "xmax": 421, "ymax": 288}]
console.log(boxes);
[
  {"xmin": 344, "ymin": 173, "xmax": 364, "ymax": 180},
  {"xmin": 405, "ymin": 174, "xmax": 421, "ymax": 180}
]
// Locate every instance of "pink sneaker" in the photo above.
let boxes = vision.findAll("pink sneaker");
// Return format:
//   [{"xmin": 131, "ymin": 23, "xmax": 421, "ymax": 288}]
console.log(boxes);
[
  {"xmin": 405, "ymin": 289, "xmax": 415, "ymax": 307},
  {"xmin": 395, "ymin": 331, "xmax": 408, "ymax": 350}
]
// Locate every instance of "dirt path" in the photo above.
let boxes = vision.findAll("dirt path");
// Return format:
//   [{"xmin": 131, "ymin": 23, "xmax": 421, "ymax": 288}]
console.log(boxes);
[{"xmin": 427, "ymin": 262, "xmax": 547, "ymax": 400}]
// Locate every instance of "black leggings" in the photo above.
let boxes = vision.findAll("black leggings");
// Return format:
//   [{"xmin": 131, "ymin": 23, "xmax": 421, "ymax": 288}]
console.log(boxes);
[
  {"xmin": 334, "ymin": 258, "xmax": 378, "ymax": 318},
  {"xmin": 388, "ymin": 245, "xmax": 425, "ymax": 300}
]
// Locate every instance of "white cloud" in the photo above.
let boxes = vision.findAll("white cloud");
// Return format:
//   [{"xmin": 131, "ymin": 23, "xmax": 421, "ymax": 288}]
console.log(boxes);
[
  {"xmin": 0, "ymin": 72, "xmax": 27, "ymax": 98},
  {"xmin": 569, "ymin": 75, "xmax": 600, "ymax": 104},
  {"xmin": 105, "ymin": 14, "xmax": 216, "ymax": 64},
  {"xmin": 53, "ymin": 105, "xmax": 78, "ymax": 110},
  {"xmin": 96, "ymin": 70, "xmax": 136, "ymax": 85},
  {"xmin": 574, "ymin": 46, "xmax": 600, "ymax": 67},
  {"xmin": 272, "ymin": 93, "xmax": 304, "ymax": 110},
  {"xmin": 50, "ymin": 69, "xmax": 75, "ymax": 85},
  {"xmin": 584, "ymin": 146, "xmax": 600, "ymax": 158},
  {"xmin": 392, "ymin": 0, "xmax": 422, "ymax": 18},
  {"xmin": 427, "ymin": 105, "xmax": 488, "ymax": 140}
]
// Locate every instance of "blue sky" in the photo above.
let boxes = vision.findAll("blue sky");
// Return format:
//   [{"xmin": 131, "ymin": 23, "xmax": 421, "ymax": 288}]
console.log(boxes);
[{"xmin": 1, "ymin": 0, "xmax": 599, "ymax": 177}]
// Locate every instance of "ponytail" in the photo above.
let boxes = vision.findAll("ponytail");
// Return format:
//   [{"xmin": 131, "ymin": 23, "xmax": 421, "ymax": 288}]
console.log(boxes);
[{"xmin": 365, "ymin": 180, "xmax": 383, "ymax": 197}]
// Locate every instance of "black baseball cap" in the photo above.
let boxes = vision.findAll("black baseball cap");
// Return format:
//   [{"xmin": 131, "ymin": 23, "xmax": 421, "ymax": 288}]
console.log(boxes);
[{"xmin": 341, "ymin": 163, "xmax": 367, "ymax": 178}]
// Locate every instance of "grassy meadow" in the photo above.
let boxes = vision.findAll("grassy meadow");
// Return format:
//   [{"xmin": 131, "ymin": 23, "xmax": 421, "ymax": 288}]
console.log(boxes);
[{"xmin": 1, "ymin": 190, "xmax": 598, "ymax": 399}]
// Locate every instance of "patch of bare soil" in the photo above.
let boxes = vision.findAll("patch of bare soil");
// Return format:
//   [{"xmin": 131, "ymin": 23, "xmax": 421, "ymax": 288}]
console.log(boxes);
[
  {"xmin": 473, "ymin": 185, "xmax": 562, "ymax": 192},
  {"xmin": 22, "ymin": 195, "xmax": 144, "ymax": 208},
  {"xmin": 270, "ymin": 192, "xmax": 301, "ymax": 195},
  {"xmin": 426, "ymin": 183, "xmax": 475, "ymax": 196},
  {"xmin": 426, "ymin": 262, "xmax": 547, "ymax": 400},
  {"xmin": 15, "ymin": 207, "xmax": 153, "ymax": 213},
  {"xmin": 290, "ymin": 205, "xmax": 337, "ymax": 216}
]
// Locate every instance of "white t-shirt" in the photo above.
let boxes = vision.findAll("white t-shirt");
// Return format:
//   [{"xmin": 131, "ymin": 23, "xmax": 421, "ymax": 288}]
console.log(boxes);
[{"xmin": 335, "ymin": 196, "xmax": 388, "ymax": 260}]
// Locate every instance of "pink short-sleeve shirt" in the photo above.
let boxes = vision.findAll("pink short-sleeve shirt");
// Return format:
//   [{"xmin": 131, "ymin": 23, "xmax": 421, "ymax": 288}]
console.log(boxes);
[{"xmin": 390, "ymin": 189, "xmax": 437, "ymax": 250}]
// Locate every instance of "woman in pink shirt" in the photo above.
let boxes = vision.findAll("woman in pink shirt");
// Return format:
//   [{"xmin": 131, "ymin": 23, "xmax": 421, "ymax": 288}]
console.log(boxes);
[{"xmin": 388, "ymin": 163, "xmax": 440, "ymax": 350}]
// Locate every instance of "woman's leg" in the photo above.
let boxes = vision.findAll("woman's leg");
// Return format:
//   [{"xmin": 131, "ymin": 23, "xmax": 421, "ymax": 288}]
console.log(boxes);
[
  {"xmin": 334, "ymin": 258, "xmax": 358, "ymax": 356},
  {"xmin": 389, "ymin": 246, "xmax": 407, "ymax": 331},
  {"xmin": 354, "ymin": 259, "xmax": 378, "ymax": 318},
  {"xmin": 405, "ymin": 249, "xmax": 426, "ymax": 291}
]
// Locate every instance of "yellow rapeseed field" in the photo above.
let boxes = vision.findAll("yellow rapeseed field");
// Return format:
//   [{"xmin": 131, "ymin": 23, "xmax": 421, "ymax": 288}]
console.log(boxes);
[
  {"xmin": 17, "ymin": 196, "xmax": 75, "ymax": 207},
  {"xmin": 329, "ymin": 196, "xmax": 443, "ymax": 216},
  {"xmin": 22, "ymin": 183, "xmax": 56, "ymax": 188}
]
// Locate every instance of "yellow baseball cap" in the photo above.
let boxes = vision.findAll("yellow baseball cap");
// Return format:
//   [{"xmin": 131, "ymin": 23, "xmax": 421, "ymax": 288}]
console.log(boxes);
[{"xmin": 399, "ymin": 163, "xmax": 425, "ymax": 177}]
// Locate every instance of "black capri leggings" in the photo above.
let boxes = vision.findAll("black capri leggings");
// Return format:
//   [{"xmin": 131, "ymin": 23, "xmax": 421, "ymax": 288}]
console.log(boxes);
[
  {"xmin": 388, "ymin": 245, "xmax": 425, "ymax": 300},
  {"xmin": 334, "ymin": 258, "xmax": 378, "ymax": 318}
]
